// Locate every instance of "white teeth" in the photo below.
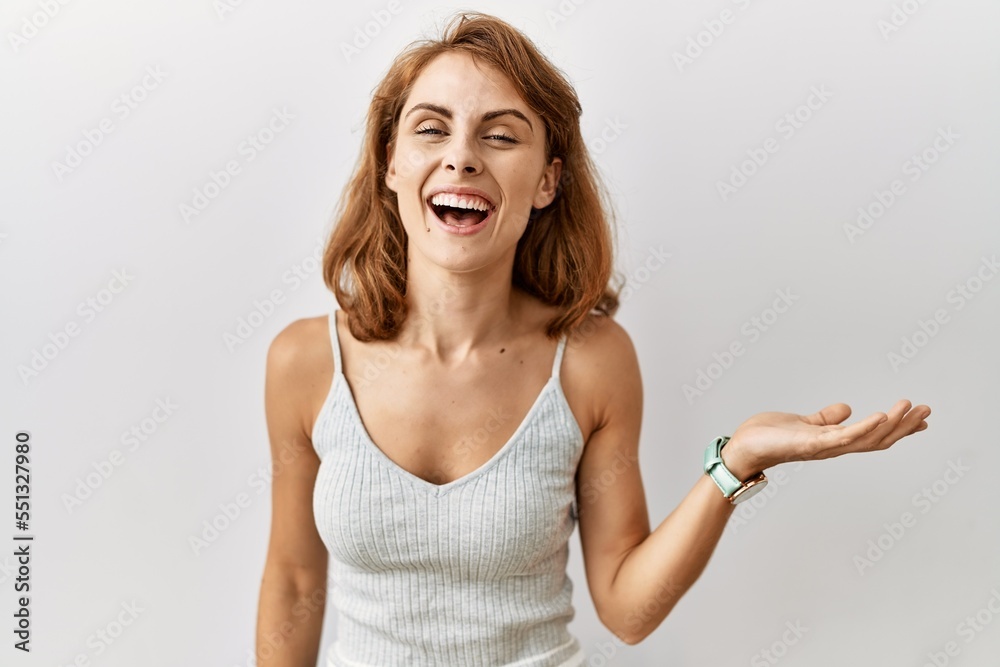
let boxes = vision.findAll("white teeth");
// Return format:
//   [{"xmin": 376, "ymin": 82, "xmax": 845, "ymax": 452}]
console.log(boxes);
[{"xmin": 429, "ymin": 193, "xmax": 492, "ymax": 211}]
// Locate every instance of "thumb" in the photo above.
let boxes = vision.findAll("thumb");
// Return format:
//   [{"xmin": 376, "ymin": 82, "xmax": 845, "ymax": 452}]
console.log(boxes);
[{"xmin": 802, "ymin": 402, "xmax": 852, "ymax": 426}]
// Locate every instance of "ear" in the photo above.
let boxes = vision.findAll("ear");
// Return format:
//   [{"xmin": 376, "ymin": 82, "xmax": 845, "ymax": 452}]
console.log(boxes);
[
  {"xmin": 384, "ymin": 142, "xmax": 397, "ymax": 193},
  {"xmin": 532, "ymin": 157, "xmax": 563, "ymax": 209}
]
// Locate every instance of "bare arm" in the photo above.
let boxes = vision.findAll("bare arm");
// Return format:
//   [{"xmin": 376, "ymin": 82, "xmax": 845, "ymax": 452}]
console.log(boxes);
[
  {"xmin": 256, "ymin": 319, "xmax": 331, "ymax": 666},
  {"xmin": 574, "ymin": 317, "xmax": 930, "ymax": 645}
]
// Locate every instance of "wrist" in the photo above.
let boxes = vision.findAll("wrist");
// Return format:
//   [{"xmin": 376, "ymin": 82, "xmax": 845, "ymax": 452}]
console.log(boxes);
[{"xmin": 720, "ymin": 436, "xmax": 764, "ymax": 481}]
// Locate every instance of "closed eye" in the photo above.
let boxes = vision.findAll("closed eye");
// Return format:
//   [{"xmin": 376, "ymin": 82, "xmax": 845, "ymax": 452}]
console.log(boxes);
[
  {"xmin": 415, "ymin": 127, "xmax": 518, "ymax": 144},
  {"xmin": 486, "ymin": 133, "xmax": 517, "ymax": 143}
]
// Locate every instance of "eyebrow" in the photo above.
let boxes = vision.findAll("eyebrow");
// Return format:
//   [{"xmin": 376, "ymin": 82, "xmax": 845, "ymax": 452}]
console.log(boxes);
[{"xmin": 403, "ymin": 102, "xmax": 533, "ymax": 134}]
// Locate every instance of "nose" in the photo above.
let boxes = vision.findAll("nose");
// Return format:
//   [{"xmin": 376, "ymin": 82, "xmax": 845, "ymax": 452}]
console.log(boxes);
[{"xmin": 442, "ymin": 134, "xmax": 481, "ymax": 174}]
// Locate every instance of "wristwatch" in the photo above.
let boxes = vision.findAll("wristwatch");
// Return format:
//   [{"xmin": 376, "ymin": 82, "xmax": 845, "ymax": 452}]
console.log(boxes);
[{"xmin": 703, "ymin": 436, "xmax": 768, "ymax": 504}]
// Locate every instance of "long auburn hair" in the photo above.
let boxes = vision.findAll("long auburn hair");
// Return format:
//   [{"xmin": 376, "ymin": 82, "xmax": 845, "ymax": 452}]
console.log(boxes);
[{"xmin": 322, "ymin": 10, "xmax": 622, "ymax": 341}]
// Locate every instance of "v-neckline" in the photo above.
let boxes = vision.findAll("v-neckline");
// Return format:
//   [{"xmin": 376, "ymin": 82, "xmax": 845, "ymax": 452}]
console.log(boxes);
[
  {"xmin": 335, "ymin": 371, "xmax": 557, "ymax": 497},
  {"xmin": 329, "ymin": 309, "xmax": 564, "ymax": 496}
]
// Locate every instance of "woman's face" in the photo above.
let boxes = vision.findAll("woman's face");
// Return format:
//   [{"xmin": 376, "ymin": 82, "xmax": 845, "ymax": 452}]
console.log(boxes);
[{"xmin": 385, "ymin": 51, "xmax": 562, "ymax": 272}]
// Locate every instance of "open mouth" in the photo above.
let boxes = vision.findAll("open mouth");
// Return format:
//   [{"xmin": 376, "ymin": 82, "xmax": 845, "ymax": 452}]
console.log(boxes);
[{"xmin": 426, "ymin": 194, "xmax": 495, "ymax": 228}]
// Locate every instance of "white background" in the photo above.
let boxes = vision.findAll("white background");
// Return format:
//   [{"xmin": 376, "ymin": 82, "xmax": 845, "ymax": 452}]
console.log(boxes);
[{"xmin": 1, "ymin": 0, "xmax": 999, "ymax": 665}]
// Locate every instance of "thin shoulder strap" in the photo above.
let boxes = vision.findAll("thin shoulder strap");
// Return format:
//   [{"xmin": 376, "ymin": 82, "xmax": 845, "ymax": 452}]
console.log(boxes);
[
  {"xmin": 328, "ymin": 308, "xmax": 343, "ymax": 376},
  {"xmin": 551, "ymin": 333, "xmax": 568, "ymax": 379}
]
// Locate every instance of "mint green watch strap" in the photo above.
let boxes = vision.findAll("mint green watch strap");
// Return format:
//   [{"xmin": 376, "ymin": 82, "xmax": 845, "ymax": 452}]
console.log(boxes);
[{"xmin": 704, "ymin": 435, "xmax": 741, "ymax": 497}]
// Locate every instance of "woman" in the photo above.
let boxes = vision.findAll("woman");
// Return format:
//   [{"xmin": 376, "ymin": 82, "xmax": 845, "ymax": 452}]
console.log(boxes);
[{"xmin": 255, "ymin": 11, "xmax": 930, "ymax": 666}]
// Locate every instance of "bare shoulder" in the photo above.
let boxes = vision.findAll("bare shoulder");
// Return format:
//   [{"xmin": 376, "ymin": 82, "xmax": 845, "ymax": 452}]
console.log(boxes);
[
  {"xmin": 266, "ymin": 314, "xmax": 335, "ymax": 438},
  {"xmin": 268, "ymin": 314, "xmax": 331, "ymax": 371},
  {"xmin": 566, "ymin": 311, "xmax": 636, "ymax": 355},
  {"xmin": 561, "ymin": 312, "xmax": 642, "ymax": 440}
]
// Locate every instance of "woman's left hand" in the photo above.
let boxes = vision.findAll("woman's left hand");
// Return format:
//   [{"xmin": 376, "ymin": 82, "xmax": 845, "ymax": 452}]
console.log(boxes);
[{"xmin": 722, "ymin": 399, "xmax": 931, "ymax": 477}]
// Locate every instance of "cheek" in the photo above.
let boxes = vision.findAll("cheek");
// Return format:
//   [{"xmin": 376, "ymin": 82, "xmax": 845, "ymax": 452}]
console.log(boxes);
[
  {"xmin": 505, "ymin": 175, "xmax": 541, "ymax": 210},
  {"xmin": 393, "ymin": 144, "xmax": 436, "ymax": 182},
  {"xmin": 504, "ymin": 162, "xmax": 543, "ymax": 194}
]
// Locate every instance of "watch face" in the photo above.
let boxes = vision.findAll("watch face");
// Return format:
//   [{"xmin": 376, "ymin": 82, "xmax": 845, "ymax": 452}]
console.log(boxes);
[{"xmin": 731, "ymin": 478, "xmax": 768, "ymax": 504}]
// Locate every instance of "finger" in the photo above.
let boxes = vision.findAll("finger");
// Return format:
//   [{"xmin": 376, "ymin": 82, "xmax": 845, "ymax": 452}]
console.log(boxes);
[
  {"xmin": 801, "ymin": 402, "xmax": 852, "ymax": 427},
  {"xmin": 814, "ymin": 398, "xmax": 913, "ymax": 454},
  {"xmin": 873, "ymin": 405, "xmax": 931, "ymax": 449},
  {"xmin": 811, "ymin": 399, "xmax": 925, "ymax": 458},
  {"xmin": 861, "ymin": 401, "xmax": 930, "ymax": 451},
  {"xmin": 852, "ymin": 400, "xmax": 912, "ymax": 451},
  {"xmin": 815, "ymin": 410, "xmax": 887, "ymax": 450}
]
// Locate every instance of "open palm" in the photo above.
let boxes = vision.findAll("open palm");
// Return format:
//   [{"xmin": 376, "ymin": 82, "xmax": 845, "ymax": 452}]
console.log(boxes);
[{"xmin": 731, "ymin": 399, "xmax": 931, "ymax": 472}]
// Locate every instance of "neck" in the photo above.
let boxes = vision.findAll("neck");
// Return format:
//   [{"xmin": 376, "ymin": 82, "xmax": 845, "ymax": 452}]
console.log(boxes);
[{"xmin": 401, "ymin": 280, "xmax": 527, "ymax": 366}]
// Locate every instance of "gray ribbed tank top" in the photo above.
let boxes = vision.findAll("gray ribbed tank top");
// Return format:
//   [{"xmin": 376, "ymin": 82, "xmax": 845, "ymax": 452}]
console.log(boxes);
[{"xmin": 311, "ymin": 307, "xmax": 588, "ymax": 667}]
